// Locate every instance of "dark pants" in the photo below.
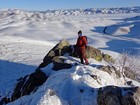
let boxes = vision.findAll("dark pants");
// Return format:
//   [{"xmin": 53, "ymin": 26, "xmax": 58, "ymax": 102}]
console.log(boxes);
[{"xmin": 78, "ymin": 48, "xmax": 89, "ymax": 64}]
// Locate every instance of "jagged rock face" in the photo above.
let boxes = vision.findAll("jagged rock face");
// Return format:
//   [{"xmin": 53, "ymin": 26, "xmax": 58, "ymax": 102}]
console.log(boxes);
[
  {"xmin": 1, "ymin": 40, "xmax": 72, "ymax": 104},
  {"xmin": 52, "ymin": 56, "xmax": 72, "ymax": 70},
  {"xmin": 0, "ymin": 70, "xmax": 48, "ymax": 104},
  {"xmin": 124, "ymin": 67, "xmax": 137, "ymax": 81},
  {"xmin": 86, "ymin": 46, "xmax": 102, "ymax": 61},
  {"xmin": 102, "ymin": 53, "xmax": 115, "ymax": 63},
  {"xmin": 100, "ymin": 66, "xmax": 121, "ymax": 78},
  {"xmin": 97, "ymin": 86, "xmax": 122, "ymax": 105},
  {"xmin": 97, "ymin": 86, "xmax": 140, "ymax": 105},
  {"xmin": 38, "ymin": 40, "xmax": 114, "ymax": 69},
  {"xmin": 121, "ymin": 87, "xmax": 140, "ymax": 105},
  {"xmin": 38, "ymin": 39, "xmax": 71, "ymax": 68},
  {"xmin": 12, "ymin": 69, "xmax": 47, "ymax": 100},
  {"xmin": 72, "ymin": 45, "xmax": 114, "ymax": 63},
  {"xmin": 1, "ymin": 40, "xmax": 139, "ymax": 105},
  {"xmin": 72, "ymin": 45, "xmax": 102, "ymax": 61}
]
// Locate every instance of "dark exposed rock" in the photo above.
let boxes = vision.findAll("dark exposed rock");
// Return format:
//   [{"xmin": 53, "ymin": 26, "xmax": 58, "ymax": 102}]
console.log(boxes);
[
  {"xmin": 86, "ymin": 46, "xmax": 102, "ymax": 61},
  {"xmin": 38, "ymin": 40, "xmax": 114, "ymax": 69},
  {"xmin": 1, "ymin": 40, "xmax": 71, "ymax": 104},
  {"xmin": 71, "ymin": 45, "xmax": 102, "ymax": 61},
  {"xmin": 11, "ymin": 75, "xmax": 29, "ymax": 101},
  {"xmin": 97, "ymin": 86, "xmax": 140, "ymax": 105},
  {"xmin": 121, "ymin": 87, "xmax": 140, "ymax": 105},
  {"xmin": 124, "ymin": 67, "xmax": 137, "ymax": 81},
  {"xmin": 126, "ymin": 81, "xmax": 133, "ymax": 85},
  {"xmin": 102, "ymin": 53, "xmax": 115, "ymax": 63},
  {"xmin": 1, "ymin": 40, "xmax": 139, "ymax": 105},
  {"xmin": 97, "ymin": 86, "xmax": 122, "ymax": 105},
  {"xmin": 113, "ymin": 68, "xmax": 122, "ymax": 78},
  {"xmin": 90, "ymin": 74, "xmax": 98, "ymax": 80},
  {"xmin": 0, "ymin": 97, "xmax": 10, "ymax": 105},
  {"xmin": 100, "ymin": 66, "xmax": 112, "ymax": 75},
  {"xmin": 49, "ymin": 90, "xmax": 56, "ymax": 96},
  {"xmin": 38, "ymin": 39, "xmax": 71, "ymax": 68},
  {"xmin": 52, "ymin": 56, "xmax": 72, "ymax": 70},
  {"xmin": 12, "ymin": 69, "xmax": 47, "ymax": 100},
  {"xmin": 80, "ymin": 89, "xmax": 84, "ymax": 93},
  {"xmin": 1, "ymin": 69, "xmax": 48, "ymax": 104},
  {"xmin": 100, "ymin": 66, "xmax": 121, "ymax": 78},
  {"xmin": 71, "ymin": 45, "xmax": 114, "ymax": 63}
]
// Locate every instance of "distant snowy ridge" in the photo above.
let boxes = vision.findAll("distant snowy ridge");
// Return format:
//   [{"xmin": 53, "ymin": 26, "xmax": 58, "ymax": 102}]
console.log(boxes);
[{"xmin": 0, "ymin": 6, "xmax": 140, "ymax": 19}]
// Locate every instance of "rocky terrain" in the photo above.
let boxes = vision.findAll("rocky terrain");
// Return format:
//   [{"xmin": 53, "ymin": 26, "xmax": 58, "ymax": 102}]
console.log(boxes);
[{"xmin": 1, "ymin": 40, "xmax": 140, "ymax": 105}]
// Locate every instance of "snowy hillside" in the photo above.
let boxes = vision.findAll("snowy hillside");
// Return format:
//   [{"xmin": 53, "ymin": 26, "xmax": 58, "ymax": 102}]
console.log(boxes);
[
  {"xmin": 5, "ymin": 63, "xmax": 128, "ymax": 105},
  {"xmin": 0, "ymin": 7, "xmax": 140, "ymax": 105}
]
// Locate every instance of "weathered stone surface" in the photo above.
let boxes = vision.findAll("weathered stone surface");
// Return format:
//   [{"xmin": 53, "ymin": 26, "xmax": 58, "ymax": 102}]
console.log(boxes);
[
  {"xmin": 1, "ymin": 40, "xmax": 72, "ymax": 104},
  {"xmin": 0, "ymin": 69, "xmax": 48, "ymax": 104},
  {"xmin": 124, "ymin": 67, "xmax": 137, "ymax": 81},
  {"xmin": 38, "ymin": 40, "xmax": 71, "ymax": 68},
  {"xmin": 121, "ymin": 87, "xmax": 140, "ymax": 105},
  {"xmin": 0, "ymin": 97, "xmax": 10, "ymax": 105},
  {"xmin": 12, "ymin": 69, "xmax": 47, "ymax": 100},
  {"xmin": 86, "ymin": 46, "xmax": 102, "ymax": 61},
  {"xmin": 97, "ymin": 86, "xmax": 140, "ymax": 105},
  {"xmin": 100, "ymin": 66, "xmax": 121, "ymax": 78},
  {"xmin": 72, "ymin": 45, "xmax": 102, "ymax": 61},
  {"xmin": 1, "ymin": 40, "xmax": 140, "ymax": 105},
  {"xmin": 52, "ymin": 56, "xmax": 72, "ymax": 70},
  {"xmin": 72, "ymin": 45, "xmax": 114, "ymax": 62},
  {"xmin": 102, "ymin": 53, "xmax": 115, "ymax": 63},
  {"xmin": 90, "ymin": 74, "xmax": 98, "ymax": 80},
  {"xmin": 97, "ymin": 86, "xmax": 122, "ymax": 105},
  {"xmin": 38, "ymin": 40, "xmax": 114, "ymax": 69}
]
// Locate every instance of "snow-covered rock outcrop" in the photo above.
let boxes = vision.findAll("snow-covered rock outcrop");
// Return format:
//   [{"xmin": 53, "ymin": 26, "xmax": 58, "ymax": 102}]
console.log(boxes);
[{"xmin": 0, "ymin": 40, "xmax": 140, "ymax": 105}]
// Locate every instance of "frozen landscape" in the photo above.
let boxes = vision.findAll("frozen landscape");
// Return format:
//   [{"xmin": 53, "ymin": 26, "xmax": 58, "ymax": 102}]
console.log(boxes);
[{"xmin": 0, "ymin": 7, "xmax": 140, "ymax": 105}]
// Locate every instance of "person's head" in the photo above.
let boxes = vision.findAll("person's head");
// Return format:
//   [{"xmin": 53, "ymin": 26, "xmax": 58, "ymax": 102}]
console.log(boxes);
[{"xmin": 78, "ymin": 30, "xmax": 82, "ymax": 36}]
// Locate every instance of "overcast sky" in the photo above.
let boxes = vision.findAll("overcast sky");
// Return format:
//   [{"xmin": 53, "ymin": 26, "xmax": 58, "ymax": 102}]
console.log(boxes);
[{"xmin": 0, "ymin": 0, "xmax": 140, "ymax": 11}]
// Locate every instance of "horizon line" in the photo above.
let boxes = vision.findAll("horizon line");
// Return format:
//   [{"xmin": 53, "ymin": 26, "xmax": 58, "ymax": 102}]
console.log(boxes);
[{"xmin": 0, "ymin": 6, "xmax": 139, "ymax": 12}]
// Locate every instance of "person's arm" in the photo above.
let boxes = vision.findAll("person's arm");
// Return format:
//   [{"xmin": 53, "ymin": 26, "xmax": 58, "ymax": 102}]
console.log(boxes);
[
  {"xmin": 76, "ymin": 37, "xmax": 79, "ymax": 47},
  {"xmin": 82, "ymin": 37, "xmax": 87, "ymax": 47}
]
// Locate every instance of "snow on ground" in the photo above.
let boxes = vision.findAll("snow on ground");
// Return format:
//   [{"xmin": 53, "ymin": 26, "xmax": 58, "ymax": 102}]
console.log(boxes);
[
  {"xmin": 0, "ymin": 8, "xmax": 140, "ymax": 105},
  {"xmin": 7, "ymin": 62, "xmax": 127, "ymax": 105},
  {"xmin": 105, "ymin": 16, "xmax": 140, "ymax": 38}
]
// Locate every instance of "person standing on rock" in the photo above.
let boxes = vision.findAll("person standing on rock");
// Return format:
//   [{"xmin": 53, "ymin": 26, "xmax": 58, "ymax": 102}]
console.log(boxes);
[{"xmin": 76, "ymin": 30, "xmax": 89, "ymax": 65}]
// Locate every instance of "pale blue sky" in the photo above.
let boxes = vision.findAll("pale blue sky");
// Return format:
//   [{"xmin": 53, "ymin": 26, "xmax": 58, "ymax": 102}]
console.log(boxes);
[{"xmin": 0, "ymin": 0, "xmax": 140, "ymax": 11}]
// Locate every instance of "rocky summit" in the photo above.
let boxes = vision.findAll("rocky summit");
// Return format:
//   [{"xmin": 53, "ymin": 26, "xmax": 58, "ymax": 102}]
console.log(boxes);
[{"xmin": 0, "ymin": 40, "xmax": 140, "ymax": 105}]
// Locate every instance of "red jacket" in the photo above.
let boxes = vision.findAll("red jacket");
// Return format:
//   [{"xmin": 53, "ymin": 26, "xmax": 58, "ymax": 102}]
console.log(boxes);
[{"xmin": 76, "ymin": 36, "xmax": 87, "ymax": 49}]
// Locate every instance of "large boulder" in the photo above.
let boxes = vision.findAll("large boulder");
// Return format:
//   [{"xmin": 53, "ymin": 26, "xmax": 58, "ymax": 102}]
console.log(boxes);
[
  {"xmin": 0, "ymin": 69, "xmax": 48, "ymax": 104},
  {"xmin": 102, "ymin": 53, "xmax": 115, "ymax": 63},
  {"xmin": 99, "ymin": 66, "xmax": 121, "ymax": 78},
  {"xmin": 52, "ymin": 56, "xmax": 72, "ymax": 70},
  {"xmin": 38, "ymin": 39, "xmax": 71, "ymax": 68},
  {"xmin": 12, "ymin": 69, "xmax": 47, "ymax": 100},
  {"xmin": 123, "ymin": 67, "xmax": 137, "ymax": 81},
  {"xmin": 97, "ymin": 86, "xmax": 122, "ymax": 105},
  {"xmin": 38, "ymin": 40, "xmax": 114, "ymax": 69},
  {"xmin": 97, "ymin": 86, "xmax": 140, "ymax": 105},
  {"xmin": 0, "ymin": 40, "xmax": 72, "ymax": 104},
  {"xmin": 72, "ymin": 45, "xmax": 102, "ymax": 61},
  {"xmin": 72, "ymin": 45, "xmax": 114, "ymax": 62},
  {"xmin": 0, "ymin": 40, "xmax": 125, "ymax": 105},
  {"xmin": 121, "ymin": 87, "xmax": 140, "ymax": 105},
  {"xmin": 86, "ymin": 46, "xmax": 102, "ymax": 61}
]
